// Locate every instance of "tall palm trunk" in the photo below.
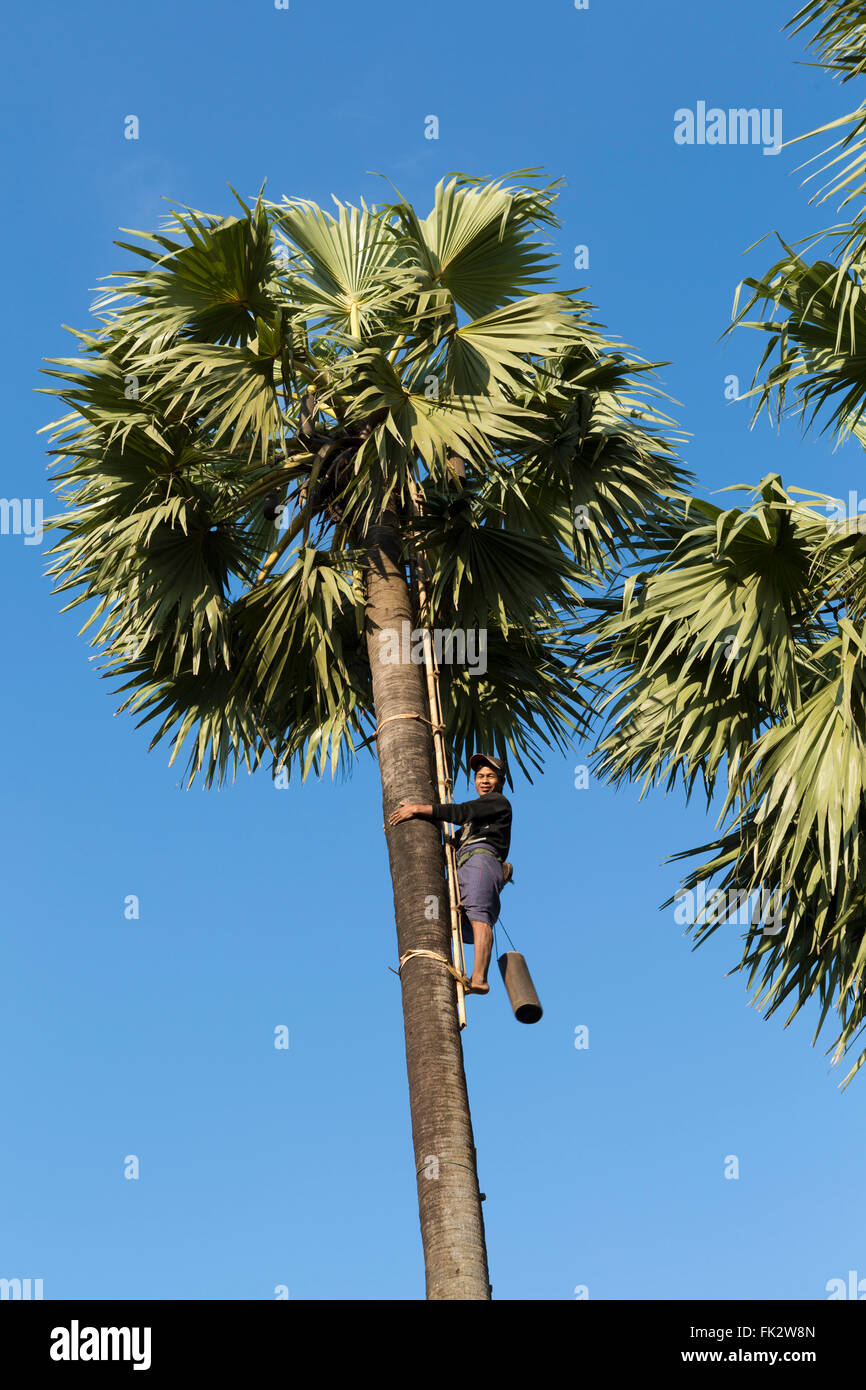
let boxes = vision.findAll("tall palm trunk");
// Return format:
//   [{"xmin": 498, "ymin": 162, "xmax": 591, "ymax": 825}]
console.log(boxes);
[{"xmin": 363, "ymin": 511, "xmax": 491, "ymax": 1300}]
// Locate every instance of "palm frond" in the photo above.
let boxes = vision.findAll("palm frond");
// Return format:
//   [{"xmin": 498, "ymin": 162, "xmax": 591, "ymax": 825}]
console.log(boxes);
[
  {"xmin": 387, "ymin": 174, "xmax": 560, "ymax": 319},
  {"xmin": 730, "ymin": 237, "xmax": 866, "ymax": 444},
  {"xmin": 586, "ymin": 476, "xmax": 833, "ymax": 802}
]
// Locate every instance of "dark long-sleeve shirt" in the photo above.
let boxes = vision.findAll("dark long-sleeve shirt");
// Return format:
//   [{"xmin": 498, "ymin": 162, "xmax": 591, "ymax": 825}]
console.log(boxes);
[{"xmin": 430, "ymin": 792, "xmax": 512, "ymax": 860}]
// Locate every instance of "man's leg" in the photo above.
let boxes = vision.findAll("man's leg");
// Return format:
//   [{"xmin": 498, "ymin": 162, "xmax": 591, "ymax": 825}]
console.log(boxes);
[{"xmin": 467, "ymin": 919, "xmax": 493, "ymax": 993}]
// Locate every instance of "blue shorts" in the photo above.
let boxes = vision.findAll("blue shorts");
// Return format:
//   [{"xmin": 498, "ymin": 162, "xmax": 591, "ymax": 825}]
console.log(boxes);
[{"xmin": 457, "ymin": 849, "xmax": 505, "ymax": 936}]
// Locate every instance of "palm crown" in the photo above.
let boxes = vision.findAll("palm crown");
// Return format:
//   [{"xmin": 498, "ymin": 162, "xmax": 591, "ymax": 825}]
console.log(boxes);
[{"xmin": 41, "ymin": 173, "xmax": 685, "ymax": 787}]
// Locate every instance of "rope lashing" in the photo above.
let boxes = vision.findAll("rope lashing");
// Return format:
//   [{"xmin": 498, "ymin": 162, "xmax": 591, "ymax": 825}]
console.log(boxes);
[
  {"xmin": 355, "ymin": 710, "xmax": 444, "ymax": 754},
  {"xmin": 389, "ymin": 948, "xmax": 470, "ymax": 987},
  {"xmin": 375, "ymin": 712, "xmax": 445, "ymax": 739}
]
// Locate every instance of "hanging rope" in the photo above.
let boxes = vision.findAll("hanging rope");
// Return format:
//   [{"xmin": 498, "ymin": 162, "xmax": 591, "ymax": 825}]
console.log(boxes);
[{"xmin": 493, "ymin": 917, "xmax": 518, "ymax": 957}]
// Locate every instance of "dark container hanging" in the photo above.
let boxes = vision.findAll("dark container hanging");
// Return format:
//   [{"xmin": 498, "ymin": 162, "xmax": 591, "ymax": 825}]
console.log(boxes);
[{"xmin": 498, "ymin": 951, "xmax": 542, "ymax": 1024}]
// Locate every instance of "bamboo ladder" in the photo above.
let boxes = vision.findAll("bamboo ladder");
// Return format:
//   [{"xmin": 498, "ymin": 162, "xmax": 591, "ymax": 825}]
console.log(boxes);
[{"xmin": 407, "ymin": 478, "xmax": 470, "ymax": 1030}]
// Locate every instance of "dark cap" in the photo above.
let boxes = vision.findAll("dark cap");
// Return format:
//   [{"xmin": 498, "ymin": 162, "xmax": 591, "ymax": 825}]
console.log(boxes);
[{"xmin": 469, "ymin": 753, "xmax": 506, "ymax": 777}]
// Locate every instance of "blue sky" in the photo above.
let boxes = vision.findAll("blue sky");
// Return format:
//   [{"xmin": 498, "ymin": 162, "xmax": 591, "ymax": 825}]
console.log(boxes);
[{"xmin": 3, "ymin": 0, "xmax": 865, "ymax": 1301}]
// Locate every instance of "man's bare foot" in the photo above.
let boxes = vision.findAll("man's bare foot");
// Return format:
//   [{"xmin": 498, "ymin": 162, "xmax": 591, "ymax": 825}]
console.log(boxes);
[{"xmin": 466, "ymin": 980, "xmax": 490, "ymax": 995}]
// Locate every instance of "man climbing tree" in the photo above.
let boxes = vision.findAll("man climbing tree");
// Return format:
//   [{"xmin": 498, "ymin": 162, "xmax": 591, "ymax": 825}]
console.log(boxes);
[{"xmin": 389, "ymin": 753, "xmax": 512, "ymax": 996}]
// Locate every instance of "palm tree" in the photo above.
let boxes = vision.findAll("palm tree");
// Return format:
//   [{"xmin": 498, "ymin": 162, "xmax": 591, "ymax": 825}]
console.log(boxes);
[
  {"xmin": 584, "ymin": 0, "xmax": 866, "ymax": 1089},
  {"xmin": 40, "ymin": 172, "xmax": 684, "ymax": 1296},
  {"xmin": 584, "ymin": 476, "xmax": 866, "ymax": 1080}
]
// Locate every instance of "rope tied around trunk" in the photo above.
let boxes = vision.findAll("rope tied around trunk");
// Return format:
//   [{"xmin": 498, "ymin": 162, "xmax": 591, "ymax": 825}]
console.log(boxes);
[
  {"xmin": 415, "ymin": 1158, "xmax": 477, "ymax": 1178},
  {"xmin": 375, "ymin": 712, "xmax": 445, "ymax": 738},
  {"xmin": 389, "ymin": 948, "xmax": 469, "ymax": 987}
]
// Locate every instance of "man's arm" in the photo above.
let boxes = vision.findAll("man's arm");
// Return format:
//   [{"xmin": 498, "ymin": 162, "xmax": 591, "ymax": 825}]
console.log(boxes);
[
  {"xmin": 388, "ymin": 798, "xmax": 486, "ymax": 827},
  {"xmin": 388, "ymin": 801, "xmax": 441, "ymax": 826}
]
